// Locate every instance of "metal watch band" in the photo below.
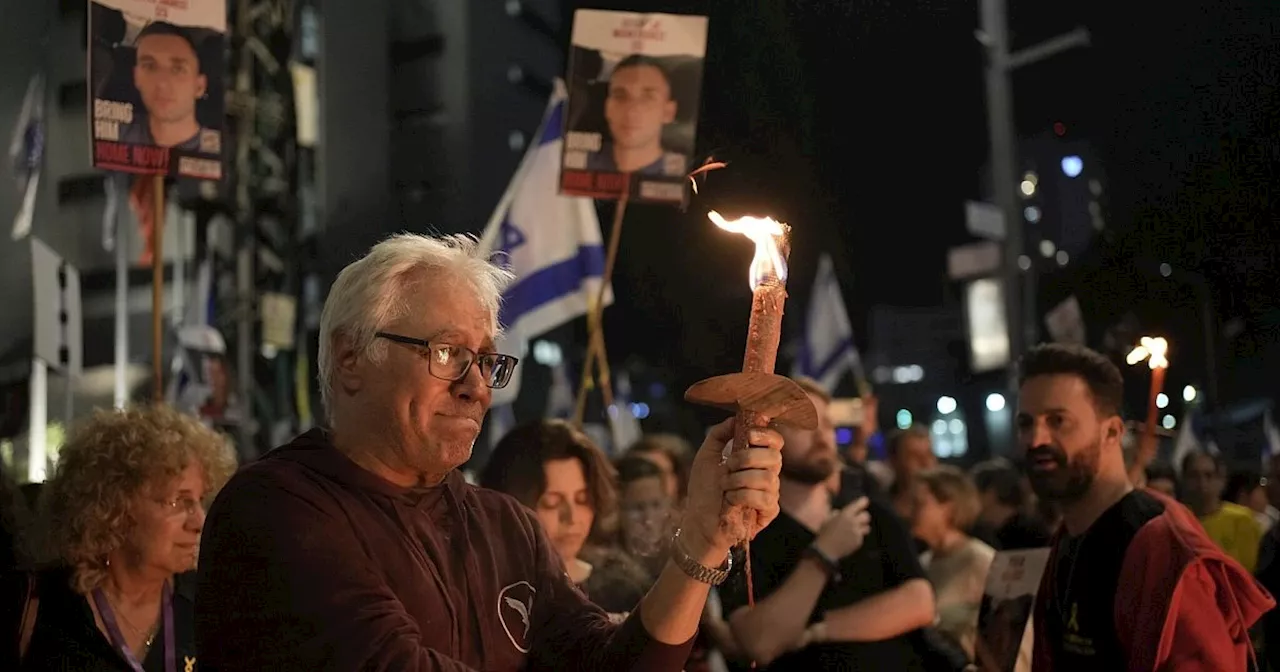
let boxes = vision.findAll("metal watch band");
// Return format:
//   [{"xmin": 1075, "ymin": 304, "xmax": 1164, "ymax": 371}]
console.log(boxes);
[{"xmin": 670, "ymin": 528, "xmax": 732, "ymax": 586}]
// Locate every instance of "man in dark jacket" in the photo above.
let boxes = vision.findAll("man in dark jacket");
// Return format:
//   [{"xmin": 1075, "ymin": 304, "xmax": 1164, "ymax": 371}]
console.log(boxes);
[
  {"xmin": 196, "ymin": 233, "xmax": 785, "ymax": 670},
  {"xmin": 1017, "ymin": 344, "xmax": 1273, "ymax": 671}
]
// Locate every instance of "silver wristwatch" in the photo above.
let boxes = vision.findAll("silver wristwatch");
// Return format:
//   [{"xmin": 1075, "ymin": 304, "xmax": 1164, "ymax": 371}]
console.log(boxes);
[{"xmin": 670, "ymin": 528, "xmax": 732, "ymax": 586}]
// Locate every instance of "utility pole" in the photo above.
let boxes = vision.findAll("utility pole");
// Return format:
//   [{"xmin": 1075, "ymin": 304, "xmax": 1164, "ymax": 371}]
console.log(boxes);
[{"xmin": 978, "ymin": 0, "xmax": 1089, "ymax": 387}]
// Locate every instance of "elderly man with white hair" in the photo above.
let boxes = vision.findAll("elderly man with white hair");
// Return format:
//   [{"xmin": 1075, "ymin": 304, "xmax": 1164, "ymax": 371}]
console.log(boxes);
[{"xmin": 195, "ymin": 233, "xmax": 785, "ymax": 671}]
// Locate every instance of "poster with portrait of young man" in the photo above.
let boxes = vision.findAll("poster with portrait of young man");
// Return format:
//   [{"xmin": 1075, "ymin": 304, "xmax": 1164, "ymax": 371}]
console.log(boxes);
[
  {"xmin": 88, "ymin": 0, "xmax": 225, "ymax": 180},
  {"xmin": 560, "ymin": 10, "xmax": 708, "ymax": 205}
]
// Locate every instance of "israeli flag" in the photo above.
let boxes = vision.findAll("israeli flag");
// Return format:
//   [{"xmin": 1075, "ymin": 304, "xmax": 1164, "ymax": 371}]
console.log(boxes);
[
  {"xmin": 9, "ymin": 73, "xmax": 45, "ymax": 240},
  {"xmin": 1263, "ymin": 409, "xmax": 1280, "ymax": 469},
  {"xmin": 1171, "ymin": 409, "xmax": 1199, "ymax": 475},
  {"xmin": 544, "ymin": 359, "xmax": 577, "ymax": 420},
  {"xmin": 481, "ymin": 80, "xmax": 611, "ymax": 406},
  {"xmin": 167, "ymin": 258, "xmax": 220, "ymax": 414},
  {"xmin": 1171, "ymin": 408, "xmax": 1222, "ymax": 475},
  {"xmin": 792, "ymin": 254, "xmax": 862, "ymax": 393},
  {"xmin": 608, "ymin": 370, "xmax": 643, "ymax": 455}
]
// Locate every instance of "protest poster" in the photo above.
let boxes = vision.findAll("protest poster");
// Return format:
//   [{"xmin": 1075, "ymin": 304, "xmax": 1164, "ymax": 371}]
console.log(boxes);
[
  {"xmin": 88, "ymin": 0, "xmax": 225, "ymax": 180},
  {"xmin": 974, "ymin": 548, "xmax": 1051, "ymax": 672},
  {"xmin": 560, "ymin": 10, "xmax": 708, "ymax": 205}
]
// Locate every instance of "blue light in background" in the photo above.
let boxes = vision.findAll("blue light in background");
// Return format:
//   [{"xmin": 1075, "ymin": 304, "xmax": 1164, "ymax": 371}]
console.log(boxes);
[
  {"xmin": 868, "ymin": 431, "xmax": 886, "ymax": 459},
  {"xmin": 648, "ymin": 382, "xmax": 667, "ymax": 398},
  {"xmin": 836, "ymin": 427, "xmax": 854, "ymax": 445},
  {"xmin": 630, "ymin": 402, "xmax": 651, "ymax": 419},
  {"xmin": 1061, "ymin": 155, "xmax": 1083, "ymax": 178}
]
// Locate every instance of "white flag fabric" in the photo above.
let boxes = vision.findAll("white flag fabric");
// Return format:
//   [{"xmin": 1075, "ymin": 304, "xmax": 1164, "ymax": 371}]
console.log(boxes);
[
  {"xmin": 481, "ymin": 79, "xmax": 611, "ymax": 407},
  {"xmin": 792, "ymin": 254, "xmax": 862, "ymax": 393},
  {"xmin": 545, "ymin": 360, "xmax": 576, "ymax": 420},
  {"xmin": 608, "ymin": 370, "xmax": 643, "ymax": 455},
  {"xmin": 1171, "ymin": 409, "xmax": 1200, "ymax": 475},
  {"xmin": 167, "ymin": 258, "xmax": 222, "ymax": 414},
  {"xmin": 1264, "ymin": 410, "xmax": 1280, "ymax": 469},
  {"xmin": 9, "ymin": 73, "xmax": 45, "ymax": 240}
]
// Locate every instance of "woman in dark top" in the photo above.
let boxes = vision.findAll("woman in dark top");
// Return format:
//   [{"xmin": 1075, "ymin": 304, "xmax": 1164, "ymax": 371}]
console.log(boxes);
[
  {"xmin": 11, "ymin": 405, "xmax": 236, "ymax": 671},
  {"xmin": 479, "ymin": 419, "xmax": 649, "ymax": 614}
]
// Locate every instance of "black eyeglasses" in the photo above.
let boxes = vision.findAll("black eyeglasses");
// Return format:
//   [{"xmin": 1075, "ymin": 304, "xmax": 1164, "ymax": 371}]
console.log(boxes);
[{"xmin": 375, "ymin": 332, "xmax": 519, "ymax": 389}]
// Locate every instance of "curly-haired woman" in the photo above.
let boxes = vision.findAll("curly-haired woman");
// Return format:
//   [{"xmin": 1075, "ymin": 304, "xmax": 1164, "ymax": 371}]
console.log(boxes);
[{"xmin": 13, "ymin": 404, "xmax": 236, "ymax": 671}]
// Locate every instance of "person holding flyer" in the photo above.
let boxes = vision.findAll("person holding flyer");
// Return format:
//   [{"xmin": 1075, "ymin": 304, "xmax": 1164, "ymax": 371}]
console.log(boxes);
[{"xmin": 1016, "ymin": 344, "xmax": 1274, "ymax": 671}]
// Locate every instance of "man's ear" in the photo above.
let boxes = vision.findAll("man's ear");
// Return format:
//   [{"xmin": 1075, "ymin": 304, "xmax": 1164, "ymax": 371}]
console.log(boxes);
[
  {"xmin": 1104, "ymin": 415, "xmax": 1125, "ymax": 445},
  {"xmin": 332, "ymin": 332, "xmax": 365, "ymax": 396}
]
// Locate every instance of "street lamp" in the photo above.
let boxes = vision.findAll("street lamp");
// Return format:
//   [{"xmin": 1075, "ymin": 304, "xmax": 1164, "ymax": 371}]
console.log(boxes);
[{"xmin": 1127, "ymin": 336, "xmax": 1169, "ymax": 486}]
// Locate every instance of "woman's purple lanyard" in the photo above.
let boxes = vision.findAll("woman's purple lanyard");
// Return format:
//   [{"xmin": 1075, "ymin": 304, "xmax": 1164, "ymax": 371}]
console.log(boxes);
[{"xmin": 92, "ymin": 581, "xmax": 176, "ymax": 672}]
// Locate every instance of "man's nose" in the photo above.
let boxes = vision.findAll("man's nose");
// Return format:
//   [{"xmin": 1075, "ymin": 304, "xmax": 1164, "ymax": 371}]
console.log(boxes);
[
  {"xmin": 452, "ymin": 361, "xmax": 489, "ymax": 402},
  {"xmin": 1020, "ymin": 419, "xmax": 1051, "ymax": 447}
]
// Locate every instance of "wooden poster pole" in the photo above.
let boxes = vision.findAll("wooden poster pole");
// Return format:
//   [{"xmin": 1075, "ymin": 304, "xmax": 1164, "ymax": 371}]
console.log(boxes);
[{"xmin": 572, "ymin": 176, "xmax": 630, "ymax": 427}]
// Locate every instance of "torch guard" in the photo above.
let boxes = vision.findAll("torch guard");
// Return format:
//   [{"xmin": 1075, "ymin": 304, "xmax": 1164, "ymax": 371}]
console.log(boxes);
[{"xmin": 685, "ymin": 372, "xmax": 819, "ymax": 538}]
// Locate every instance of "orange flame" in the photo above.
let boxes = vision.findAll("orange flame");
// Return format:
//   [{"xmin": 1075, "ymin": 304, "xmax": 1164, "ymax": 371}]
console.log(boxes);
[{"xmin": 707, "ymin": 211, "xmax": 789, "ymax": 290}]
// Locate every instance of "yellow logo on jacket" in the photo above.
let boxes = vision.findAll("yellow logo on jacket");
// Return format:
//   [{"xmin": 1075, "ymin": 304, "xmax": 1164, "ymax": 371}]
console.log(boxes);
[{"xmin": 184, "ymin": 656, "xmax": 196, "ymax": 672}]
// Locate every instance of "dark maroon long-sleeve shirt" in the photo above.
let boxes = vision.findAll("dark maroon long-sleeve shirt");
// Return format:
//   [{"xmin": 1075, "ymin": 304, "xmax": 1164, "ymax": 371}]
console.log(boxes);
[{"xmin": 195, "ymin": 429, "xmax": 694, "ymax": 670}]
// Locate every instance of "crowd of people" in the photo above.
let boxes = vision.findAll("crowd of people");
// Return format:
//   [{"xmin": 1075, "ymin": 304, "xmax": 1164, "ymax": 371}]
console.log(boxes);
[{"xmin": 0, "ymin": 231, "xmax": 1274, "ymax": 671}]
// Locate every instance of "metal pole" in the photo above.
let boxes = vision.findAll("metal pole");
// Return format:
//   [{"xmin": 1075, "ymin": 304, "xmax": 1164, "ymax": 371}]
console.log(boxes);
[
  {"xmin": 237, "ymin": 239, "xmax": 254, "ymax": 455},
  {"xmin": 114, "ymin": 207, "xmax": 130, "ymax": 409},
  {"xmin": 28, "ymin": 358, "xmax": 47, "ymax": 482},
  {"xmin": 173, "ymin": 209, "xmax": 188, "ymax": 328},
  {"xmin": 1008, "ymin": 28, "xmax": 1091, "ymax": 70},
  {"xmin": 980, "ymin": 0, "xmax": 1026, "ymax": 385},
  {"xmin": 234, "ymin": 0, "xmax": 256, "ymax": 456}
]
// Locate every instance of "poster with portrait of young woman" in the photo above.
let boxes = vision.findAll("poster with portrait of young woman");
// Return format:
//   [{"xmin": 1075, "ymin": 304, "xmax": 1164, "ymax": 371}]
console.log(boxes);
[
  {"xmin": 88, "ymin": 0, "xmax": 225, "ymax": 180},
  {"xmin": 560, "ymin": 10, "xmax": 708, "ymax": 205}
]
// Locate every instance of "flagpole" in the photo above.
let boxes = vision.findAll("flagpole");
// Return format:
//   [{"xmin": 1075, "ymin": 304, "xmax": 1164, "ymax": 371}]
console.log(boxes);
[
  {"xmin": 113, "ymin": 199, "xmax": 130, "ymax": 409},
  {"xmin": 572, "ymin": 177, "xmax": 629, "ymax": 427},
  {"xmin": 151, "ymin": 174, "xmax": 166, "ymax": 402}
]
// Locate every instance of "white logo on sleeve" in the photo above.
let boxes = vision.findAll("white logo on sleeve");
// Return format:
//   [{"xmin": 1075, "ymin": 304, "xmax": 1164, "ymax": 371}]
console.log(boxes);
[{"xmin": 497, "ymin": 581, "xmax": 536, "ymax": 653}]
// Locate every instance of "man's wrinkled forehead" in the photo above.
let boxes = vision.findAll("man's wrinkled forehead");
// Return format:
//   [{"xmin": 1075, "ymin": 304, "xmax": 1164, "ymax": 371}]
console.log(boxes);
[
  {"xmin": 398, "ymin": 274, "xmax": 496, "ymax": 342},
  {"xmin": 424, "ymin": 327, "xmax": 496, "ymax": 352}
]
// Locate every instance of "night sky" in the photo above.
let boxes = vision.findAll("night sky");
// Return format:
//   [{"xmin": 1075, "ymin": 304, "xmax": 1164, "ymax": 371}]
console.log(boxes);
[{"xmin": 553, "ymin": 0, "xmax": 1280, "ymax": 433}]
